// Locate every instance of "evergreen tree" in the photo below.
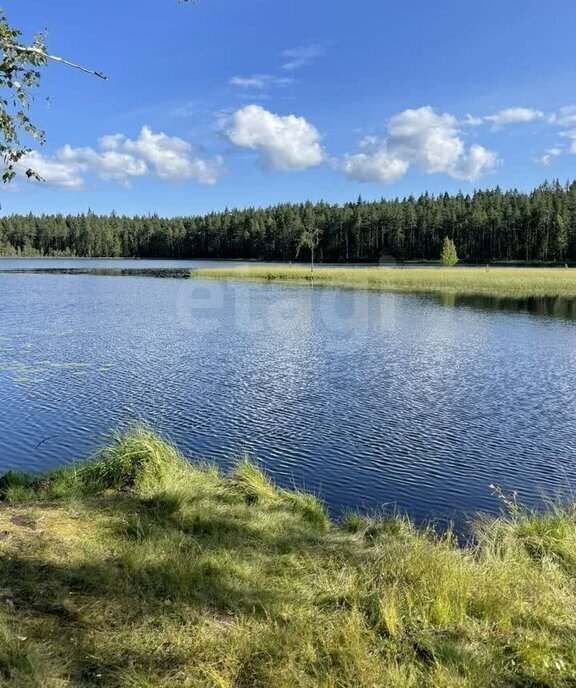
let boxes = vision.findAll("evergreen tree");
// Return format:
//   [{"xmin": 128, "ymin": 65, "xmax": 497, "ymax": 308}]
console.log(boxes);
[
  {"xmin": 440, "ymin": 236, "xmax": 459, "ymax": 267},
  {"xmin": 1, "ymin": 181, "xmax": 576, "ymax": 264},
  {"xmin": 554, "ymin": 212, "xmax": 569, "ymax": 261}
]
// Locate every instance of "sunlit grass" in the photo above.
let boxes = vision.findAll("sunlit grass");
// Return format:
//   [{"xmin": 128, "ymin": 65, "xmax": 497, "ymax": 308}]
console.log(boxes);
[
  {"xmin": 191, "ymin": 265, "xmax": 576, "ymax": 298},
  {"xmin": 1, "ymin": 428, "xmax": 576, "ymax": 686}
]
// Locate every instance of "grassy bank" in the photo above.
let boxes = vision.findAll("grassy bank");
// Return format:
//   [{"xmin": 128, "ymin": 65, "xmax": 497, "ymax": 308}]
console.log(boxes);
[
  {"xmin": 191, "ymin": 265, "xmax": 576, "ymax": 298},
  {"xmin": 1, "ymin": 430, "xmax": 576, "ymax": 687}
]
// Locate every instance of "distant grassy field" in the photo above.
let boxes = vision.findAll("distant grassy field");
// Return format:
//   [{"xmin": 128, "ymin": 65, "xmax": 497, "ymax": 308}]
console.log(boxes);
[
  {"xmin": 191, "ymin": 265, "xmax": 576, "ymax": 298},
  {"xmin": 1, "ymin": 429, "xmax": 576, "ymax": 686}
]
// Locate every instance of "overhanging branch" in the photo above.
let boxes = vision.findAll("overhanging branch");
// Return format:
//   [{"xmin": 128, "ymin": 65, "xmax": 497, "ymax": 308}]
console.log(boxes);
[{"xmin": 2, "ymin": 43, "xmax": 108, "ymax": 80}]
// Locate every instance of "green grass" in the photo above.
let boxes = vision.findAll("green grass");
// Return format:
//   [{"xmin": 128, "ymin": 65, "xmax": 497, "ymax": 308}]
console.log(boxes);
[
  {"xmin": 1, "ymin": 428, "xmax": 576, "ymax": 686},
  {"xmin": 191, "ymin": 265, "xmax": 576, "ymax": 298}
]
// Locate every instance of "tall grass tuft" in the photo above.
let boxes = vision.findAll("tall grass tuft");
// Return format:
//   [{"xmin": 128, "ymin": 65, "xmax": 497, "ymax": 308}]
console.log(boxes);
[
  {"xmin": 227, "ymin": 456, "xmax": 279, "ymax": 504},
  {"xmin": 73, "ymin": 427, "xmax": 188, "ymax": 494},
  {"xmin": 227, "ymin": 456, "xmax": 330, "ymax": 529},
  {"xmin": 2, "ymin": 431, "xmax": 576, "ymax": 686}
]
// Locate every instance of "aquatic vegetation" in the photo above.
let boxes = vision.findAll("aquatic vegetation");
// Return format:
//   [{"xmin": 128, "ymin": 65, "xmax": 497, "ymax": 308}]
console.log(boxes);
[
  {"xmin": 98, "ymin": 364, "xmax": 116, "ymax": 372},
  {"xmin": 39, "ymin": 361, "xmax": 91, "ymax": 370},
  {"xmin": 0, "ymin": 357, "xmax": 115, "ymax": 388},
  {"xmin": 192, "ymin": 265, "xmax": 576, "ymax": 299},
  {"xmin": 1, "ymin": 429, "xmax": 576, "ymax": 686}
]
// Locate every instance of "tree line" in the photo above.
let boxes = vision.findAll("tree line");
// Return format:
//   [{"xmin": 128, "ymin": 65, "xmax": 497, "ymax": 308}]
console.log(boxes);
[{"xmin": 1, "ymin": 180, "xmax": 576, "ymax": 263}]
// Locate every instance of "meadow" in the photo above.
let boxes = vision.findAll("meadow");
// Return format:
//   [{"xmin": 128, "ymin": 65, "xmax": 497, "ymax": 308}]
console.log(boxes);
[
  {"xmin": 191, "ymin": 265, "xmax": 576, "ymax": 298},
  {"xmin": 1, "ymin": 429, "xmax": 575, "ymax": 687}
]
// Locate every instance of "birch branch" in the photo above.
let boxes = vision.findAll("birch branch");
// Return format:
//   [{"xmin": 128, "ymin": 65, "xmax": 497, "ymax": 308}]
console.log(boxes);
[{"xmin": 2, "ymin": 43, "xmax": 108, "ymax": 80}]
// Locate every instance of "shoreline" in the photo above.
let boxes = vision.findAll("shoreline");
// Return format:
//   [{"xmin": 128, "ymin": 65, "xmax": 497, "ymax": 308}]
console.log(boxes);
[
  {"xmin": 5, "ymin": 263, "xmax": 576, "ymax": 301},
  {"xmin": 1, "ymin": 429, "xmax": 575, "ymax": 686},
  {"xmin": 191, "ymin": 265, "xmax": 576, "ymax": 299}
]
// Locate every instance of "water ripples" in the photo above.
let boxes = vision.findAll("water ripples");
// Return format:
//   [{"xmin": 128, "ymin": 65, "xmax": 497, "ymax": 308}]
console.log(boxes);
[{"xmin": 1, "ymin": 271, "xmax": 576, "ymax": 525}]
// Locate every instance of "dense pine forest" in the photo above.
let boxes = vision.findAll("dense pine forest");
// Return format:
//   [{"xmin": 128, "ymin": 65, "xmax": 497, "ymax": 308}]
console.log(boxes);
[{"xmin": 1, "ymin": 181, "xmax": 576, "ymax": 263}]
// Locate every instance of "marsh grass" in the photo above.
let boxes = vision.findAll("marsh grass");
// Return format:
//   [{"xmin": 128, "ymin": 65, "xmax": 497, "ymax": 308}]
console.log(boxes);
[
  {"xmin": 191, "ymin": 265, "xmax": 576, "ymax": 298},
  {"xmin": 1, "ymin": 429, "xmax": 576, "ymax": 686}
]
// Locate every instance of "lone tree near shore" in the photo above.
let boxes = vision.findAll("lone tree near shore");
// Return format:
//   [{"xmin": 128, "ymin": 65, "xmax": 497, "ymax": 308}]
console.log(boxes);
[
  {"xmin": 296, "ymin": 226, "xmax": 322, "ymax": 276},
  {"xmin": 441, "ymin": 236, "xmax": 459, "ymax": 267}
]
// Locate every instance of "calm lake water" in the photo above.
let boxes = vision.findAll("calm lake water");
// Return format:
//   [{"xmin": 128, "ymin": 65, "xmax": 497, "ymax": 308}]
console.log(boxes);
[{"xmin": 1, "ymin": 260, "xmax": 576, "ymax": 526}]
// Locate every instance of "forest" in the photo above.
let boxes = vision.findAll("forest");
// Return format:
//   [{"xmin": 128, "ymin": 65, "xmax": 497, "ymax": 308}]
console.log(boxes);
[{"xmin": 1, "ymin": 180, "xmax": 575, "ymax": 263}]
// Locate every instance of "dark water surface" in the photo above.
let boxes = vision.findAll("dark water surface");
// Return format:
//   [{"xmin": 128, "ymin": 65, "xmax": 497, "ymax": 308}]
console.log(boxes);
[{"xmin": 1, "ymin": 263, "xmax": 576, "ymax": 526}]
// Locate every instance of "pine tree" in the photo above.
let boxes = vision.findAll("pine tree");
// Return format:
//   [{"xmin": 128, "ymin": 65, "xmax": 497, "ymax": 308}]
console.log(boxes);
[
  {"xmin": 440, "ymin": 236, "xmax": 459, "ymax": 267},
  {"xmin": 554, "ymin": 212, "xmax": 569, "ymax": 261}
]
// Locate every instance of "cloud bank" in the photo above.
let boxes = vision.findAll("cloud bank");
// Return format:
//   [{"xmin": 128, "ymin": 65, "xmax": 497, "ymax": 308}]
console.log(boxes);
[
  {"xmin": 21, "ymin": 101, "xmax": 576, "ymax": 190},
  {"xmin": 20, "ymin": 126, "xmax": 224, "ymax": 189}
]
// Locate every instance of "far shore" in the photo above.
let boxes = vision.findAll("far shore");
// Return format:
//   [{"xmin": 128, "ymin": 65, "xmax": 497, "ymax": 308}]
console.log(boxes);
[
  {"xmin": 4, "ymin": 260, "xmax": 576, "ymax": 299},
  {"xmin": 191, "ymin": 265, "xmax": 576, "ymax": 299}
]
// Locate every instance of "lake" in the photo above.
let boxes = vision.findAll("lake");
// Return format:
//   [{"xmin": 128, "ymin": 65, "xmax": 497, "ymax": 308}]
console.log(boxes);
[{"xmin": 1, "ymin": 260, "xmax": 576, "ymax": 527}]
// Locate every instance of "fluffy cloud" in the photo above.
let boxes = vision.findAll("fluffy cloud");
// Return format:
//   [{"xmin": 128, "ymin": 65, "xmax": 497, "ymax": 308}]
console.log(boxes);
[
  {"xmin": 226, "ymin": 105, "xmax": 325, "ymax": 171},
  {"xmin": 339, "ymin": 138, "xmax": 409, "ymax": 183},
  {"xmin": 484, "ymin": 107, "xmax": 543, "ymax": 127},
  {"xmin": 57, "ymin": 145, "xmax": 148, "ymax": 185},
  {"xmin": 339, "ymin": 106, "xmax": 498, "ymax": 184},
  {"xmin": 104, "ymin": 126, "xmax": 223, "ymax": 184},
  {"xmin": 20, "ymin": 150, "xmax": 86, "ymax": 189},
  {"xmin": 20, "ymin": 126, "xmax": 223, "ymax": 189},
  {"xmin": 229, "ymin": 74, "xmax": 293, "ymax": 89}
]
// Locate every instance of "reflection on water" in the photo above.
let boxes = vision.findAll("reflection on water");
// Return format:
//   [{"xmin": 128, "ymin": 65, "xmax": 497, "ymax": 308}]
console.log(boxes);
[
  {"xmin": 1, "ymin": 269, "xmax": 576, "ymax": 530},
  {"xmin": 5, "ymin": 265, "xmax": 576, "ymax": 322},
  {"xmin": 436, "ymin": 292, "xmax": 576, "ymax": 320},
  {"xmin": 0, "ymin": 267, "xmax": 194, "ymax": 279}
]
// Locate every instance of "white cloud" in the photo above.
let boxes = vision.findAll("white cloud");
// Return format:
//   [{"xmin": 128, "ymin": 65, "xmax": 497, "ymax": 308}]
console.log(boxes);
[
  {"xmin": 108, "ymin": 126, "xmax": 223, "ymax": 184},
  {"xmin": 534, "ymin": 107, "xmax": 576, "ymax": 164},
  {"xmin": 453, "ymin": 144, "xmax": 499, "ymax": 180},
  {"xmin": 99, "ymin": 134, "xmax": 126, "ymax": 150},
  {"xmin": 340, "ymin": 147, "xmax": 409, "ymax": 184},
  {"xmin": 339, "ymin": 106, "xmax": 498, "ymax": 184},
  {"xmin": 484, "ymin": 107, "xmax": 543, "ymax": 127},
  {"xmin": 548, "ymin": 106, "xmax": 576, "ymax": 127},
  {"xmin": 57, "ymin": 145, "xmax": 148, "ymax": 186},
  {"xmin": 529, "ymin": 106, "xmax": 576, "ymax": 164},
  {"xmin": 20, "ymin": 150, "xmax": 87, "ymax": 189},
  {"xmin": 560, "ymin": 130, "xmax": 576, "ymax": 154},
  {"xmin": 386, "ymin": 108, "xmax": 465, "ymax": 174},
  {"xmin": 229, "ymin": 74, "xmax": 293, "ymax": 89},
  {"xmin": 226, "ymin": 105, "xmax": 325, "ymax": 171},
  {"xmin": 462, "ymin": 114, "xmax": 484, "ymax": 127},
  {"xmin": 536, "ymin": 147, "xmax": 564, "ymax": 166},
  {"xmin": 281, "ymin": 44, "xmax": 325, "ymax": 71},
  {"xmin": 19, "ymin": 126, "xmax": 224, "ymax": 189}
]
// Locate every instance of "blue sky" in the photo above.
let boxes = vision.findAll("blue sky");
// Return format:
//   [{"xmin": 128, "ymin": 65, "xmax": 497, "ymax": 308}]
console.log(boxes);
[{"xmin": 2, "ymin": 0, "xmax": 576, "ymax": 216}]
